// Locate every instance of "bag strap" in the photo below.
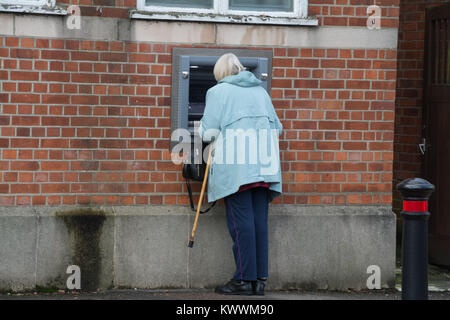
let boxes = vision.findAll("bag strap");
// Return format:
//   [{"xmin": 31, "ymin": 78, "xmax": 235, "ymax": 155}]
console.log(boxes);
[{"xmin": 185, "ymin": 179, "xmax": 216, "ymax": 214}]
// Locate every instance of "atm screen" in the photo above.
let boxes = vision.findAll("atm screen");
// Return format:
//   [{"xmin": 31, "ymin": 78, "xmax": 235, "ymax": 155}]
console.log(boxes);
[
  {"xmin": 188, "ymin": 65, "xmax": 216, "ymax": 127},
  {"xmin": 187, "ymin": 64, "xmax": 256, "ymax": 128}
]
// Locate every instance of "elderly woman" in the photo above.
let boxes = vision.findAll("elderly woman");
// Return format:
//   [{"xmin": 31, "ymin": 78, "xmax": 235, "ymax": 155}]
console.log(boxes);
[{"xmin": 199, "ymin": 53, "xmax": 282, "ymax": 296}]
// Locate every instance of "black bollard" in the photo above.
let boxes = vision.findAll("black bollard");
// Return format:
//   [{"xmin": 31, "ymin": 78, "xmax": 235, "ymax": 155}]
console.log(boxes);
[{"xmin": 396, "ymin": 178, "xmax": 435, "ymax": 300}]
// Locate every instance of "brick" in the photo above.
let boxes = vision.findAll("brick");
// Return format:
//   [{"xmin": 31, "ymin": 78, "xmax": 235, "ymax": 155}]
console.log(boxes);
[
  {"xmin": 72, "ymin": 73, "xmax": 100, "ymax": 83},
  {"xmin": 129, "ymin": 53, "xmax": 156, "ymax": 63},
  {"xmin": 317, "ymin": 163, "xmax": 341, "ymax": 172},
  {"xmin": 129, "ymin": 183, "xmax": 154, "ymax": 193},
  {"xmin": 342, "ymin": 163, "xmax": 367, "ymax": 171},
  {"xmin": 321, "ymin": 59, "xmax": 346, "ymax": 68},
  {"xmin": 319, "ymin": 121, "xmax": 343, "ymax": 130},
  {"xmin": 321, "ymin": 80, "xmax": 345, "ymax": 89},
  {"xmin": 294, "ymin": 80, "xmax": 319, "ymax": 88},
  {"xmin": 41, "ymin": 50, "xmax": 70, "ymax": 60},
  {"xmin": 343, "ymin": 142, "xmax": 367, "ymax": 150},
  {"xmin": 40, "ymin": 139, "xmax": 69, "ymax": 148},
  {"xmin": 347, "ymin": 60, "xmax": 372, "ymax": 69},
  {"xmin": 101, "ymin": 7, "xmax": 129, "ymax": 18},
  {"xmin": 369, "ymin": 142, "xmax": 393, "ymax": 151},
  {"xmin": 129, "ymin": 97, "xmax": 156, "ymax": 106},
  {"xmin": 273, "ymin": 58, "xmax": 293, "ymax": 67},
  {"xmin": 101, "ymin": 52, "xmax": 127, "ymax": 62},
  {"xmin": 71, "ymin": 51, "xmax": 98, "ymax": 61},
  {"xmin": 295, "ymin": 59, "xmax": 319, "ymax": 68},
  {"xmin": 40, "ymin": 161, "xmax": 69, "ymax": 171},
  {"xmin": 4, "ymin": 161, "xmax": 40, "ymax": 171},
  {"xmin": 42, "ymin": 184, "xmax": 70, "ymax": 193},
  {"xmin": 101, "ymin": 74, "xmax": 129, "ymax": 83},
  {"xmin": 70, "ymin": 139, "xmax": 98, "ymax": 149},
  {"xmin": 11, "ymin": 184, "xmax": 39, "ymax": 194},
  {"xmin": 41, "ymin": 72, "xmax": 71, "ymax": 82},
  {"xmin": 316, "ymin": 141, "xmax": 341, "ymax": 150},
  {"xmin": 10, "ymin": 48, "xmax": 39, "ymax": 59},
  {"xmin": 71, "ymin": 95, "xmax": 99, "ymax": 105},
  {"xmin": 10, "ymin": 71, "xmax": 39, "ymax": 81},
  {"xmin": 323, "ymin": 17, "xmax": 348, "ymax": 26},
  {"xmin": 272, "ymin": 79, "xmax": 292, "ymax": 88},
  {"xmin": 345, "ymin": 121, "xmax": 369, "ymax": 130},
  {"xmin": 99, "ymin": 139, "xmax": 126, "ymax": 149}
]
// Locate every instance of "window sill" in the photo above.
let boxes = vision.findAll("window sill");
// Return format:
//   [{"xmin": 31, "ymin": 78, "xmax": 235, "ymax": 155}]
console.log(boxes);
[
  {"xmin": 0, "ymin": 4, "xmax": 67, "ymax": 15},
  {"xmin": 130, "ymin": 10, "xmax": 318, "ymax": 26}
]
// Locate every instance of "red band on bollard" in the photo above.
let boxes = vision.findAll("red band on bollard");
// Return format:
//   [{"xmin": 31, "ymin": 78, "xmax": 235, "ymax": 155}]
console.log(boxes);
[{"xmin": 403, "ymin": 200, "xmax": 427, "ymax": 212}]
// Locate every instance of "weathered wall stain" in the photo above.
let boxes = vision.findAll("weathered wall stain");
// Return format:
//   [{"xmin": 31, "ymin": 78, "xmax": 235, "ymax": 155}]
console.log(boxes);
[{"xmin": 56, "ymin": 208, "xmax": 106, "ymax": 292}]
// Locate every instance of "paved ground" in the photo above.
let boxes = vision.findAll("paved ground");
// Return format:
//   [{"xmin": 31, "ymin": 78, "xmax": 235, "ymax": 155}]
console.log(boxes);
[
  {"xmin": 1, "ymin": 288, "xmax": 449, "ymax": 300},
  {"xmin": 1, "ymin": 262, "xmax": 448, "ymax": 300},
  {"xmin": 396, "ymin": 263, "xmax": 450, "ymax": 293}
]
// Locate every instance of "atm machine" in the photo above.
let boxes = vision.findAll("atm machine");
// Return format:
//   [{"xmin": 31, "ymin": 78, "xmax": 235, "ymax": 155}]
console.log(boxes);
[{"xmin": 170, "ymin": 47, "xmax": 273, "ymax": 153}]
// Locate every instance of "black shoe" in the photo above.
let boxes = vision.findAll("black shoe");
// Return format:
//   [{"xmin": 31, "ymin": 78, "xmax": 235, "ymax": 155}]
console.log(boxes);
[
  {"xmin": 252, "ymin": 279, "xmax": 266, "ymax": 296},
  {"xmin": 215, "ymin": 279, "xmax": 253, "ymax": 295}
]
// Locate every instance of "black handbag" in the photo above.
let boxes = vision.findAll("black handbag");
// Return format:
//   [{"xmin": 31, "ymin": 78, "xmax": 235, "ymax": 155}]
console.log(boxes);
[{"xmin": 182, "ymin": 142, "xmax": 216, "ymax": 214}]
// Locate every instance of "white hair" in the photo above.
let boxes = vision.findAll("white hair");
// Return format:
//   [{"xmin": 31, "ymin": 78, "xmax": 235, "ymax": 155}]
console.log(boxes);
[{"xmin": 213, "ymin": 53, "xmax": 245, "ymax": 82}]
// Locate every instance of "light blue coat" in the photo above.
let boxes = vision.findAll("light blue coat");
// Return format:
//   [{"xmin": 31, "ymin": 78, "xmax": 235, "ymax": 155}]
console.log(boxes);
[{"xmin": 199, "ymin": 71, "xmax": 283, "ymax": 202}]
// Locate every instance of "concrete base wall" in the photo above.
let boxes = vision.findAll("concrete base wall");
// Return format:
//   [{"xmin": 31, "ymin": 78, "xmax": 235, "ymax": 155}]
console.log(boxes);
[{"xmin": 0, "ymin": 205, "xmax": 396, "ymax": 292}]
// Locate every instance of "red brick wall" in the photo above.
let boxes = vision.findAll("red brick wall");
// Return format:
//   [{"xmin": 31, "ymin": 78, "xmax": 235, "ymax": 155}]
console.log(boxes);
[
  {"xmin": 393, "ymin": 0, "xmax": 447, "ymax": 213},
  {"xmin": 272, "ymin": 46, "xmax": 397, "ymax": 205},
  {"xmin": 55, "ymin": 0, "xmax": 400, "ymax": 27},
  {"xmin": 0, "ymin": 39, "xmax": 174, "ymax": 206},
  {"xmin": 57, "ymin": 0, "xmax": 132, "ymax": 19},
  {"xmin": 309, "ymin": 0, "xmax": 399, "ymax": 27},
  {"xmin": 0, "ymin": 1, "xmax": 400, "ymax": 206}
]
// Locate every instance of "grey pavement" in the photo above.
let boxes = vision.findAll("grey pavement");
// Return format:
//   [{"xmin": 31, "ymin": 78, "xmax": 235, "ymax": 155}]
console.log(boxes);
[
  {"xmin": 1, "ymin": 262, "xmax": 448, "ymax": 300},
  {"xmin": 1, "ymin": 288, "xmax": 449, "ymax": 300}
]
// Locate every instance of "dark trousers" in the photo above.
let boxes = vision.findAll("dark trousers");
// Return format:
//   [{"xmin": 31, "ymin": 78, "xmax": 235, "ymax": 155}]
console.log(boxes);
[{"xmin": 224, "ymin": 187, "xmax": 269, "ymax": 281}]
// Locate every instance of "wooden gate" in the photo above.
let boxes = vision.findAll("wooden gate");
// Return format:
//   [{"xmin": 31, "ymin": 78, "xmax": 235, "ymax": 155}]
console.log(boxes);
[{"xmin": 423, "ymin": 2, "xmax": 450, "ymax": 267}]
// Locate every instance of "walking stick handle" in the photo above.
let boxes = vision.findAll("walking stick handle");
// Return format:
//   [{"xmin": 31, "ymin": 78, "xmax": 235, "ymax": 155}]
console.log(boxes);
[{"xmin": 188, "ymin": 144, "xmax": 214, "ymax": 248}]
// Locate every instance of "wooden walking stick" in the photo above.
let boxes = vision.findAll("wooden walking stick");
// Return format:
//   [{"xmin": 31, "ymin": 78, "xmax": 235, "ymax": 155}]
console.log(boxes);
[{"xmin": 188, "ymin": 144, "xmax": 214, "ymax": 248}]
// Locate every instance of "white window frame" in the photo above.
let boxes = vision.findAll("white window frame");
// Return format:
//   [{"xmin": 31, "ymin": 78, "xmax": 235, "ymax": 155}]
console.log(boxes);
[
  {"xmin": 0, "ymin": 0, "xmax": 66, "ymax": 15},
  {"xmin": 0, "ymin": 0, "xmax": 53, "ymax": 6},
  {"xmin": 133, "ymin": 0, "xmax": 316, "ymax": 26}
]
